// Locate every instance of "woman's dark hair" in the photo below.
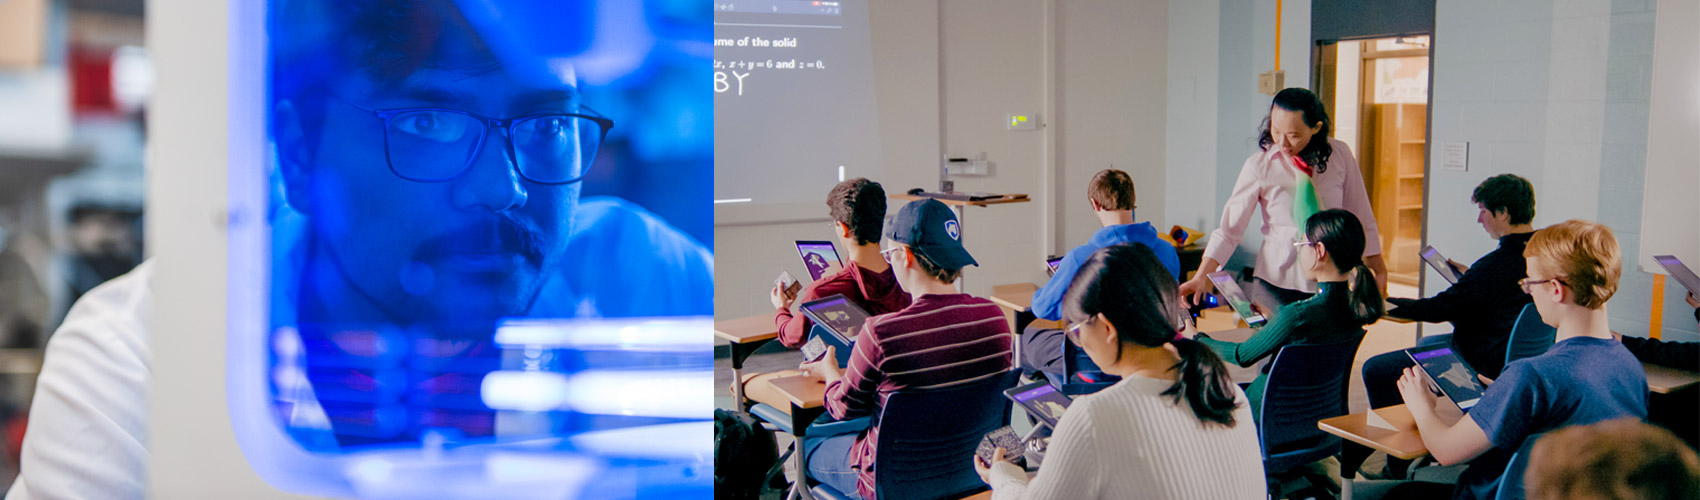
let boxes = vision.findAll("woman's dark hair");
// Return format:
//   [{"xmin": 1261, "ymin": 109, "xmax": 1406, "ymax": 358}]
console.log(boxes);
[
  {"xmin": 1304, "ymin": 209, "xmax": 1384, "ymax": 324},
  {"xmin": 827, "ymin": 178, "xmax": 887, "ymax": 246},
  {"xmin": 1258, "ymin": 88, "xmax": 1334, "ymax": 173},
  {"xmin": 1061, "ymin": 245, "xmax": 1240, "ymax": 427}
]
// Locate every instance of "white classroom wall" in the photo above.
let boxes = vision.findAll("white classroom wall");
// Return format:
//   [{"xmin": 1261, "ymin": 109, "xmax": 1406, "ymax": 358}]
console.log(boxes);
[
  {"xmin": 715, "ymin": 0, "xmax": 1173, "ymax": 319},
  {"xmin": 1427, "ymin": 0, "xmax": 1696, "ymax": 341},
  {"xmin": 717, "ymin": 0, "xmax": 1699, "ymax": 343}
]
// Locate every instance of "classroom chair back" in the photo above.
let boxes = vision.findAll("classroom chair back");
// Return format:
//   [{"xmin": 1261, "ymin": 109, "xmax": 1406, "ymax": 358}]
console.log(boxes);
[
  {"xmin": 1256, "ymin": 338, "xmax": 1362, "ymax": 474},
  {"xmin": 1493, "ymin": 432, "xmax": 1547, "ymax": 500},
  {"xmin": 1505, "ymin": 304, "xmax": 1557, "ymax": 366},
  {"xmin": 811, "ymin": 370, "xmax": 1021, "ymax": 500}
]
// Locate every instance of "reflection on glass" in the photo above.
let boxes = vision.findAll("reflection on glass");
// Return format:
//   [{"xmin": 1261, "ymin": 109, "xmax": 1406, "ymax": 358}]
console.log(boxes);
[{"xmin": 245, "ymin": 0, "xmax": 713, "ymax": 497}]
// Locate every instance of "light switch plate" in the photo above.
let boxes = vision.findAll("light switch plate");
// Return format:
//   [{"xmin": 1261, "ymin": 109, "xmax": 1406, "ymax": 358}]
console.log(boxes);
[{"xmin": 1257, "ymin": 70, "xmax": 1285, "ymax": 95}]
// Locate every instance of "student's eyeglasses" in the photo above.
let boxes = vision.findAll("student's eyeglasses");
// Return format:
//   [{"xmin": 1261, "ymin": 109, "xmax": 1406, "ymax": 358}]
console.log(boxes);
[
  {"xmin": 332, "ymin": 95, "xmax": 614, "ymax": 185},
  {"xmin": 1519, "ymin": 277, "xmax": 1566, "ymax": 295},
  {"xmin": 880, "ymin": 246, "xmax": 905, "ymax": 265},
  {"xmin": 1293, "ymin": 239, "xmax": 1318, "ymax": 250},
  {"xmin": 1064, "ymin": 317, "xmax": 1095, "ymax": 343}
]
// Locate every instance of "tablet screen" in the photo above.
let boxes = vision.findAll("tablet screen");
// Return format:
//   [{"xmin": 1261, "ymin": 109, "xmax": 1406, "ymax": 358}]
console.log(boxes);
[
  {"xmin": 1004, "ymin": 381, "xmax": 1072, "ymax": 428},
  {"xmin": 799, "ymin": 294, "xmax": 872, "ymax": 340},
  {"xmin": 1207, "ymin": 271, "xmax": 1266, "ymax": 327},
  {"xmin": 1045, "ymin": 256, "xmax": 1064, "ymax": 276},
  {"xmin": 795, "ymin": 240, "xmax": 844, "ymax": 281},
  {"xmin": 1654, "ymin": 255, "xmax": 1700, "ymax": 298},
  {"xmin": 1407, "ymin": 344, "xmax": 1485, "ymax": 409},
  {"xmin": 1421, "ymin": 246, "xmax": 1461, "ymax": 284}
]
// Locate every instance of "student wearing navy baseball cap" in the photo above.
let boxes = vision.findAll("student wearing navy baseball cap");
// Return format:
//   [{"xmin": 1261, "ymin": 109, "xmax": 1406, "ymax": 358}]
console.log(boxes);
[
  {"xmin": 883, "ymin": 198, "xmax": 979, "ymax": 272},
  {"xmin": 796, "ymin": 198, "xmax": 1013, "ymax": 499}
]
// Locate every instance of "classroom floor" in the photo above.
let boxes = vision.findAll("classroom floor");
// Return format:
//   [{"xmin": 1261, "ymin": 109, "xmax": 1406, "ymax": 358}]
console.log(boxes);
[{"xmin": 712, "ymin": 283, "xmax": 1436, "ymax": 496}]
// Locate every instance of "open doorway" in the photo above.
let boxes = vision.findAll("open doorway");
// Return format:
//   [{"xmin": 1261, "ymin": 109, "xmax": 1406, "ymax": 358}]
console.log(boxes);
[{"xmin": 1318, "ymin": 36, "xmax": 1432, "ymax": 288}]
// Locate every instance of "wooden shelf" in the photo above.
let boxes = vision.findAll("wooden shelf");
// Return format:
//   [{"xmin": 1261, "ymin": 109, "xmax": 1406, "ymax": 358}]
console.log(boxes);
[{"xmin": 1399, "ymin": 204, "xmax": 1423, "ymax": 210}]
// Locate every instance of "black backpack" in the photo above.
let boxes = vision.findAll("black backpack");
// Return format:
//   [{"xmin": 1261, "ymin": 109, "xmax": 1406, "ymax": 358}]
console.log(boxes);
[{"xmin": 714, "ymin": 408, "xmax": 791, "ymax": 500}]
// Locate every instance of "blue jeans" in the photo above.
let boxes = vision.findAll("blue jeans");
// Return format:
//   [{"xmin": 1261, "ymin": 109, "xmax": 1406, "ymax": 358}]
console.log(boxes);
[
  {"xmin": 1362, "ymin": 334, "xmax": 1452, "ymax": 409},
  {"xmin": 803, "ymin": 433, "xmax": 861, "ymax": 499}
]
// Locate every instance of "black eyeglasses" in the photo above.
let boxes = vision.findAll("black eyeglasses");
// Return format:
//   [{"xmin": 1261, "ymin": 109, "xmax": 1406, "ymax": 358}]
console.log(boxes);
[{"xmin": 334, "ymin": 96, "xmax": 614, "ymax": 185}]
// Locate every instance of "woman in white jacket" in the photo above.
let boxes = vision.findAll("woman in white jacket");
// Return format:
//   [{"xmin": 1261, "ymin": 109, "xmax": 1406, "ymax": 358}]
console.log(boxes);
[{"xmin": 974, "ymin": 245, "xmax": 1264, "ymax": 500}]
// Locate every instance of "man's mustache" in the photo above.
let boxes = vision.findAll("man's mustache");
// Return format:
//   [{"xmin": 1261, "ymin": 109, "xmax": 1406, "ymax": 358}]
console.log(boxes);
[{"xmin": 413, "ymin": 216, "xmax": 547, "ymax": 265}]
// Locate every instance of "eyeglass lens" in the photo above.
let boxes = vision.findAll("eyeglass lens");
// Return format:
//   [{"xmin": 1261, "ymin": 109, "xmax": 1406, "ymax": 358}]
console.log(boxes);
[{"xmin": 384, "ymin": 110, "xmax": 604, "ymax": 183}]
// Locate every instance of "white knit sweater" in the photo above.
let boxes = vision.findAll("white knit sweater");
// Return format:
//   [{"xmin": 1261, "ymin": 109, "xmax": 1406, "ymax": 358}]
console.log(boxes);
[{"xmin": 988, "ymin": 374, "xmax": 1266, "ymax": 500}]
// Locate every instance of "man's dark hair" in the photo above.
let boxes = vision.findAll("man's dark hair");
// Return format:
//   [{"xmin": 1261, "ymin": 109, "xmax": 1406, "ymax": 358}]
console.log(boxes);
[
  {"xmin": 272, "ymin": 0, "xmax": 499, "ymax": 153},
  {"xmin": 1471, "ymin": 174, "xmax": 1536, "ymax": 225},
  {"xmin": 826, "ymin": 178, "xmax": 887, "ymax": 246},
  {"xmin": 909, "ymin": 248, "xmax": 962, "ymax": 284}
]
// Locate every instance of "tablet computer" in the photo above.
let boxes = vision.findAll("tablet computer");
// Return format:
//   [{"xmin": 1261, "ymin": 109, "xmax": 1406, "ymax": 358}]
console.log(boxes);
[
  {"xmin": 1206, "ymin": 271, "xmax": 1266, "ymax": 328},
  {"xmin": 1045, "ymin": 256, "xmax": 1064, "ymax": 277},
  {"xmin": 1653, "ymin": 255, "xmax": 1700, "ymax": 298},
  {"xmin": 1004, "ymin": 380, "xmax": 1073, "ymax": 429},
  {"xmin": 799, "ymin": 294, "xmax": 872, "ymax": 365},
  {"xmin": 795, "ymin": 240, "xmax": 844, "ymax": 281},
  {"xmin": 1406, "ymin": 343, "xmax": 1486, "ymax": 412},
  {"xmin": 1421, "ymin": 245, "xmax": 1462, "ymax": 284}
]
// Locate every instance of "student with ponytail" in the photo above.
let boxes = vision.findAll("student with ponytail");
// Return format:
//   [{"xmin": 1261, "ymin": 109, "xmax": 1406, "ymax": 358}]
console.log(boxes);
[
  {"xmin": 975, "ymin": 244, "xmax": 1263, "ymax": 500},
  {"xmin": 1189, "ymin": 209, "xmax": 1380, "ymax": 417}
]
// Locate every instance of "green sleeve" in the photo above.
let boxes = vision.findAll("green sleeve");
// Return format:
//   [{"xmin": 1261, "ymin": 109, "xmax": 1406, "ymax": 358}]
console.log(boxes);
[{"xmin": 1197, "ymin": 305, "xmax": 1303, "ymax": 367}]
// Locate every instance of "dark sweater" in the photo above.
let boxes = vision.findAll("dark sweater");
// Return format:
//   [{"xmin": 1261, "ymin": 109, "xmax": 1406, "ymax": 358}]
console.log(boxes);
[
  {"xmin": 1388, "ymin": 232, "xmax": 1534, "ymax": 378},
  {"xmin": 1620, "ymin": 336, "xmax": 1700, "ymax": 371},
  {"xmin": 1197, "ymin": 281, "xmax": 1367, "ymax": 413}
]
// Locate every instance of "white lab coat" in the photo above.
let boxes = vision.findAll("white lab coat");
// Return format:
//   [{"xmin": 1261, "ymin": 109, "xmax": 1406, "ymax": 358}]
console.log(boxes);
[{"xmin": 6, "ymin": 262, "xmax": 152, "ymax": 500}]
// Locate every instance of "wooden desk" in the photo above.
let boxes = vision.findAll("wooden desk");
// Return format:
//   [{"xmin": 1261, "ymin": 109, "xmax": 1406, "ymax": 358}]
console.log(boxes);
[
  {"xmin": 767, "ymin": 374, "xmax": 827, "ymax": 410},
  {"xmin": 1318, "ymin": 405, "xmax": 1428, "ymax": 461},
  {"xmin": 889, "ymin": 193, "xmax": 1031, "ymax": 208},
  {"xmin": 1321, "ymin": 405, "xmax": 1428, "ymax": 500},
  {"xmin": 1645, "ymin": 362, "xmax": 1700, "ymax": 394},
  {"xmin": 716, "ymin": 313, "xmax": 780, "ymax": 408},
  {"xmin": 768, "ymin": 374, "xmax": 830, "ymax": 500},
  {"xmin": 990, "ymin": 283, "xmax": 1038, "ymax": 312}
]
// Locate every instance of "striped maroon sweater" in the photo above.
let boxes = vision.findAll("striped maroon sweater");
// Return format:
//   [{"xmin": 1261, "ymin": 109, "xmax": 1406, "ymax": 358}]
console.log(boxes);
[{"xmin": 823, "ymin": 293, "xmax": 1014, "ymax": 499}]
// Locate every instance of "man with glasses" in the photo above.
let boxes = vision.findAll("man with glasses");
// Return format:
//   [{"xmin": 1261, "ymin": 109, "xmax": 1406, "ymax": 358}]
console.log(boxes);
[
  {"xmin": 1358, "ymin": 220, "xmax": 1646, "ymax": 500},
  {"xmin": 797, "ymin": 199, "xmax": 1013, "ymax": 500},
  {"xmin": 7, "ymin": 1, "xmax": 712, "ymax": 496},
  {"xmin": 264, "ymin": 0, "xmax": 711, "ymax": 446}
]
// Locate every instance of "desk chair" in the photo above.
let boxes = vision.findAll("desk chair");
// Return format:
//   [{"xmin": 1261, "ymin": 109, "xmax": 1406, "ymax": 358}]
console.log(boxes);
[
  {"xmin": 1492, "ymin": 432, "xmax": 1546, "ymax": 500},
  {"xmin": 1505, "ymin": 304, "xmax": 1556, "ymax": 366},
  {"xmin": 1257, "ymin": 339, "xmax": 1363, "ymax": 498},
  {"xmin": 808, "ymin": 371, "xmax": 1021, "ymax": 500},
  {"xmin": 1061, "ymin": 339, "xmax": 1117, "ymax": 395}
]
